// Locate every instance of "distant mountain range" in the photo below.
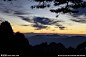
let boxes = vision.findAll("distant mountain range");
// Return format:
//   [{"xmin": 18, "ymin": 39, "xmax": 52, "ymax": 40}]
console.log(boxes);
[
  {"xmin": 23, "ymin": 33, "xmax": 86, "ymax": 48},
  {"xmin": 22, "ymin": 33, "xmax": 86, "ymax": 37}
]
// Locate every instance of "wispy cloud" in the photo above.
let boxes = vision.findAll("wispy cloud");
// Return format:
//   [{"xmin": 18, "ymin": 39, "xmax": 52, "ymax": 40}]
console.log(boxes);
[
  {"xmin": 0, "ymin": 1, "xmax": 32, "ymax": 16},
  {"xmin": 18, "ymin": 16, "xmax": 64, "ymax": 25},
  {"xmin": 52, "ymin": 29, "xmax": 55, "ymax": 31},
  {"xmin": 59, "ymin": 27, "xmax": 66, "ymax": 30},
  {"xmin": 0, "ymin": 17, "xmax": 6, "ymax": 21},
  {"xmin": 33, "ymin": 24, "xmax": 48, "ymax": 30},
  {"xmin": 18, "ymin": 16, "xmax": 66, "ymax": 30},
  {"xmin": 20, "ymin": 24, "xmax": 29, "ymax": 26},
  {"xmin": 71, "ymin": 8, "xmax": 86, "ymax": 17},
  {"xmin": 70, "ymin": 19, "xmax": 86, "ymax": 23}
]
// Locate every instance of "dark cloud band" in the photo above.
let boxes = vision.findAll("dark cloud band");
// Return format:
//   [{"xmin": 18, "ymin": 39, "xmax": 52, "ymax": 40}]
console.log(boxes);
[{"xmin": 18, "ymin": 16, "xmax": 66, "ymax": 30}]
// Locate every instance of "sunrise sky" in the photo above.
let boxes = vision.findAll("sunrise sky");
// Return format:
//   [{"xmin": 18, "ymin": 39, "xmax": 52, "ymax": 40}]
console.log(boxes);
[{"xmin": 0, "ymin": 0, "xmax": 86, "ymax": 34}]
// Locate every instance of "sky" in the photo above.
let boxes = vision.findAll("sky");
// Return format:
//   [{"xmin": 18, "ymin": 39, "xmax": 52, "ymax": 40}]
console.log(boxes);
[{"xmin": 0, "ymin": 0, "xmax": 86, "ymax": 34}]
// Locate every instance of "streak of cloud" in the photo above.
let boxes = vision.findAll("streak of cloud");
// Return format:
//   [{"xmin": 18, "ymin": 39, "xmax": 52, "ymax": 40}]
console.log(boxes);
[
  {"xmin": 18, "ymin": 16, "xmax": 64, "ymax": 25},
  {"xmin": 20, "ymin": 24, "xmax": 29, "ymax": 26},
  {"xmin": 71, "ymin": 8, "xmax": 86, "ymax": 17},
  {"xmin": 70, "ymin": 19, "xmax": 86, "ymax": 23},
  {"xmin": 59, "ymin": 27, "xmax": 66, "ymax": 30},
  {"xmin": 0, "ymin": 1, "xmax": 32, "ymax": 16},
  {"xmin": 18, "ymin": 16, "xmax": 66, "ymax": 30}
]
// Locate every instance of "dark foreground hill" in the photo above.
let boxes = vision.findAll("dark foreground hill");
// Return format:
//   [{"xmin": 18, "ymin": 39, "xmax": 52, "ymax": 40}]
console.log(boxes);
[
  {"xmin": 0, "ymin": 21, "xmax": 31, "ymax": 56},
  {"xmin": 0, "ymin": 21, "xmax": 86, "ymax": 57}
]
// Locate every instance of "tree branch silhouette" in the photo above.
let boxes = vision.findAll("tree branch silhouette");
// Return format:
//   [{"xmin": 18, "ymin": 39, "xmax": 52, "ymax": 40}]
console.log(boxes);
[{"xmin": 30, "ymin": 0, "xmax": 86, "ymax": 17}]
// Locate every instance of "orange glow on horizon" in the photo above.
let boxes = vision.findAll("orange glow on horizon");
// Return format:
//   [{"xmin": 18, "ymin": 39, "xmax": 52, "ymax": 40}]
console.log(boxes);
[
  {"xmin": 12, "ymin": 27, "xmax": 86, "ymax": 34},
  {"xmin": 13, "ymin": 31, "xmax": 86, "ymax": 34}
]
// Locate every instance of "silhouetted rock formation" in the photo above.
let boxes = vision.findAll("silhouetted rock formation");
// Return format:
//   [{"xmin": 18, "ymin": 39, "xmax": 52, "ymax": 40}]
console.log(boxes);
[
  {"xmin": 0, "ymin": 21, "xmax": 14, "ymax": 38},
  {"xmin": 48, "ymin": 42, "xmax": 66, "ymax": 52},
  {"xmin": 66, "ymin": 47, "xmax": 76, "ymax": 54},
  {"xmin": 0, "ymin": 21, "xmax": 31, "ymax": 56},
  {"xmin": 32, "ymin": 42, "xmax": 66, "ymax": 53},
  {"xmin": 15, "ymin": 32, "xmax": 31, "ymax": 52},
  {"xmin": 0, "ymin": 21, "xmax": 14, "ymax": 54},
  {"xmin": 32, "ymin": 42, "xmax": 47, "ymax": 52},
  {"xmin": 76, "ymin": 41, "xmax": 86, "ymax": 51}
]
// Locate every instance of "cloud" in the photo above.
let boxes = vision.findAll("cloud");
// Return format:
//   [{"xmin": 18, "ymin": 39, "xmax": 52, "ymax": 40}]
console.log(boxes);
[
  {"xmin": 0, "ymin": 2, "xmax": 32, "ymax": 16},
  {"xmin": 18, "ymin": 16, "xmax": 31, "ymax": 22},
  {"xmin": 59, "ymin": 27, "xmax": 66, "ymax": 30},
  {"xmin": 18, "ymin": 16, "xmax": 66, "ymax": 30},
  {"xmin": 56, "ymin": 24, "xmax": 63, "ymax": 27},
  {"xmin": 46, "ymin": 27, "xmax": 51, "ymax": 30},
  {"xmin": 71, "ymin": 8, "xmax": 86, "ymax": 17},
  {"xmin": 33, "ymin": 17, "xmax": 52, "ymax": 25},
  {"xmin": 70, "ymin": 19, "xmax": 86, "ymax": 23},
  {"xmin": 0, "ymin": 8, "xmax": 31, "ymax": 16},
  {"xmin": 13, "ymin": 11, "xmax": 31, "ymax": 16},
  {"xmin": 0, "ymin": 20, "xmax": 2, "ymax": 21},
  {"xmin": 18, "ymin": 16, "xmax": 63, "ymax": 25},
  {"xmin": 70, "ymin": 7, "xmax": 86, "ymax": 24},
  {"xmin": 32, "ymin": 22, "xmax": 48, "ymax": 30},
  {"xmin": 18, "ymin": 16, "xmax": 48, "ymax": 30},
  {"xmin": 52, "ymin": 30, "xmax": 55, "ymax": 31},
  {"xmin": 0, "ymin": 17, "xmax": 6, "ymax": 22},
  {"xmin": 20, "ymin": 24, "xmax": 29, "ymax": 26}
]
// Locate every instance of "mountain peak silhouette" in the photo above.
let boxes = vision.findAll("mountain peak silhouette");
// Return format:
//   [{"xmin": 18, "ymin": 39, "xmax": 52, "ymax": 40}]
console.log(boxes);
[
  {"xmin": 0, "ymin": 21, "xmax": 14, "ymax": 37},
  {"xmin": 0, "ymin": 21, "xmax": 31, "ymax": 56}
]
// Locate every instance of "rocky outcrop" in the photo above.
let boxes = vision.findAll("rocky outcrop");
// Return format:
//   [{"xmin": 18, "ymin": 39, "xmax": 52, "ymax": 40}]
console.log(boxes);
[
  {"xmin": 0, "ymin": 21, "xmax": 14, "ymax": 38},
  {"xmin": 32, "ymin": 42, "xmax": 66, "ymax": 52},
  {"xmin": 0, "ymin": 21, "xmax": 31, "ymax": 56},
  {"xmin": 48, "ymin": 42, "xmax": 66, "ymax": 52},
  {"xmin": 76, "ymin": 41, "xmax": 86, "ymax": 51}
]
